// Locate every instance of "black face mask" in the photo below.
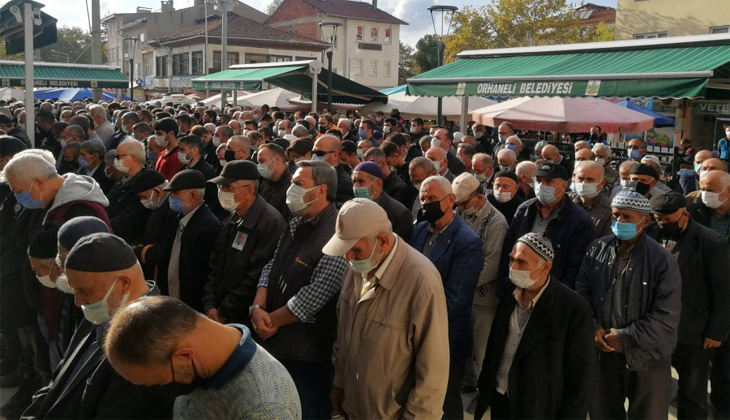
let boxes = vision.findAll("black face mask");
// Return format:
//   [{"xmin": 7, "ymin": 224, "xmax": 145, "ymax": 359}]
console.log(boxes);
[
  {"xmin": 421, "ymin": 200, "xmax": 445, "ymax": 226},
  {"xmin": 590, "ymin": 133, "xmax": 598, "ymax": 141},
  {"xmin": 634, "ymin": 181, "xmax": 652, "ymax": 196},
  {"xmin": 148, "ymin": 360, "xmax": 204, "ymax": 397},
  {"xmin": 659, "ymin": 221, "xmax": 683, "ymax": 241},
  {"xmin": 319, "ymin": 126, "xmax": 328, "ymax": 134},
  {"xmin": 224, "ymin": 150, "xmax": 236, "ymax": 162}
]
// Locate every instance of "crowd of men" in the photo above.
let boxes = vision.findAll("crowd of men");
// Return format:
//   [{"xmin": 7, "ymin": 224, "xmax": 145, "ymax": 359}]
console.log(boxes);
[{"xmin": 0, "ymin": 97, "xmax": 729, "ymax": 420}]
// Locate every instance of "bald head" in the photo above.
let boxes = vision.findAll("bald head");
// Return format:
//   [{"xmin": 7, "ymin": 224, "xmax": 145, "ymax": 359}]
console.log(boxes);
[
  {"xmin": 425, "ymin": 146, "xmax": 447, "ymax": 175},
  {"xmin": 694, "ymin": 150, "xmax": 713, "ymax": 166},
  {"xmin": 313, "ymin": 135, "xmax": 343, "ymax": 167},
  {"xmin": 575, "ymin": 148, "xmax": 595, "ymax": 162},
  {"xmin": 541, "ymin": 144, "xmax": 560, "ymax": 162},
  {"xmin": 701, "ymin": 157, "xmax": 726, "ymax": 173}
]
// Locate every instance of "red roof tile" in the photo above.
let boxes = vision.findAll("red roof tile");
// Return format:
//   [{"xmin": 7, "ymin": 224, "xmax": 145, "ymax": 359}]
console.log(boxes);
[{"xmin": 299, "ymin": 0, "xmax": 407, "ymax": 25}]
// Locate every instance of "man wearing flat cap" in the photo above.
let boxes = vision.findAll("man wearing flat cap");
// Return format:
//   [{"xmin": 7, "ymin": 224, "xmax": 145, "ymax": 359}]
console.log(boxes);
[
  {"xmin": 575, "ymin": 190, "xmax": 681, "ymax": 420},
  {"xmin": 325, "ymin": 199, "xmax": 449, "ymax": 419},
  {"xmin": 629, "ymin": 162, "xmax": 664, "ymax": 199},
  {"xmin": 487, "ymin": 170, "xmax": 524, "ymax": 225},
  {"xmin": 474, "ymin": 232, "xmax": 595, "ymax": 420},
  {"xmin": 22, "ymin": 233, "xmax": 174, "ymax": 420},
  {"xmin": 163, "ymin": 169, "xmax": 221, "ymax": 312},
  {"xmin": 202, "ymin": 161, "xmax": 286, "ymax": 328},
  {"xmin": 352, "ymin": 161, "xmax": 413, "ymax": 241},
  {"xmin": 497, "ymin": 162, "xmax": 595, "ymax": 293},
  {"xmin": 650, "ymin": 192, "xmax": 729, "ymax": 419}
]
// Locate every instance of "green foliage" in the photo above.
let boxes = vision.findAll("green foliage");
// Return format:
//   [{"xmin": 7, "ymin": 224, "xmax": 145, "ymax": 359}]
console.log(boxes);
[
  {"xmin": 1, "ymin": 25, "xmax": 107, "ymax": 63},
  {"xmin": 412, "ymin": 34, "xmax": 441, "ymax": 74},
  {"xmin": 266, "ymin": 0, "xmax": 286, "ymax": 16},
  {"xmin": 398, "ymin": 41, "xmax": 415, "ymax": 85}
]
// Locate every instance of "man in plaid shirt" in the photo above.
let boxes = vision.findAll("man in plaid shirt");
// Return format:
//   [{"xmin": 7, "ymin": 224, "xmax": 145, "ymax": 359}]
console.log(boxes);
[{"xmin": 252, "ymin": 160, "xmax": 347, "ymax": 420}]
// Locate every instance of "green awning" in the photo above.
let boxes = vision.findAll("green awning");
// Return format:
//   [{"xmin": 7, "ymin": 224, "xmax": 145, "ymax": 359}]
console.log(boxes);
[
  {"xmin": 0, "ymin": 61, "xmax": 128, "ymax": 88},
  {"xmin": 193, "ymin": 62, "xmax": 388, "ymax": 105},
  {"xmin": 407, "ymin": 43, "xmax": 730, "ymax": 99}
]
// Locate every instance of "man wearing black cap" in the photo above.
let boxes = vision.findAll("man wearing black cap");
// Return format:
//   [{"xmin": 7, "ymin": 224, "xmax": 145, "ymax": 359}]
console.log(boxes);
[
  {"xmin": 163, "ymin": 170, "xmax": 221, "ymax": 312},
  {"xmin": 22, "ymin": 233, "xmax": 174, "ymax": 420},
  {"xmin": 0, "ymin": 114, "xmax": 32, "ymax": 148},
  {"xmin": 650, "ymin": 192, "xmax": 729, "ymax": 419},
  {"xmin": 203, "ymin": 161, "xmax": 286, "ymax": 328},
  {"xmin": 487, "ymin": 170, "xmax": 524, "ymax": 225},
  {"xmin": 498, "ymin": 162, "xmax": 595, "ymax": 292},
  {"xmin": 629, "ymin": 163, "xmax": 662, "ymax": 199}
]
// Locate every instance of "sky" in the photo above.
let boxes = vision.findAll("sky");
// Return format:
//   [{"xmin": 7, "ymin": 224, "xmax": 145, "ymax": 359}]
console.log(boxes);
[{"xmin": 42, "ymin": 0, "xmax": 617, "ymax": 47}]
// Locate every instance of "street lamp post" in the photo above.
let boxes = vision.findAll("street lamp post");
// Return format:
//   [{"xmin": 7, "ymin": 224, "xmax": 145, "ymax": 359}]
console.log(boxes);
[
  {"xmin": 427, "ymin": 5, "xmax": 457, "ymax": 125},
  {"xmin": 123, "ymin": 37, "xmax": 139, "ymax": 101},
  {"xmin": 319, "ymin": 22, "xmax": 340, "ymax": 113}
]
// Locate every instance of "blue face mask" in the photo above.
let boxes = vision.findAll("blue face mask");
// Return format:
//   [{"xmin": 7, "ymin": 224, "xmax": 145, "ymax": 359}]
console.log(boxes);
[
  {"xmin": 78, "ymin": 156, "xmax": 90, "ymax": 169},
  {"xmin": 694, "ymin": 163, "xmax": 702, "ymax": 173},
  {"xmin": 611, "ymin": 217, "xmax": 644, "ymax": 241},
  {"xmin": 358, "ymin": 129, "xmax": 368, "ymax": 139},
  {"xmin": 506, "ymin": 143, "xmax": 517, "ymax": 151},
  {"xmin": 15, "ymin": 184, "xmax": 44, "ymax": 209},
  {"xmin": 679, "ymin": 168, "xmax": 694, "ymax": 177},
  {"xmin": 169, "ymin": 196, "xmax": 187, "ymax": 214},
  {"xmin": 628, "ymin": 148, "xmax": 642, "ymax": 161},
  {"xmin": 499, "ymin": 135, "xmax": 507, "ymax": 144}
]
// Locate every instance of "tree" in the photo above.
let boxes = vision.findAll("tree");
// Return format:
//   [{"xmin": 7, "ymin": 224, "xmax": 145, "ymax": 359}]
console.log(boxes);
[
  {"xmin": 412, "ymin": 34, "xmax": 441, "ymax": 75},
  {"xmin": 38, "ymin": 26, "xmax": 96, "ymax": 64},
  {"xmin": 266, "ymin": 0, "xmax": 286, "ymax": 16},
  {"xmin": 445, "ymin": 0, "xmax": 609, "ymax": 62},
  {"xmin": 398, "ymin": 42, "xmax": 415, "ymax": 85}
]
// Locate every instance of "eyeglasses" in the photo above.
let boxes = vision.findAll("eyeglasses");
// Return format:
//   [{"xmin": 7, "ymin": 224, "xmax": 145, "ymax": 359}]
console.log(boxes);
[
  {"xmin": 114, "ymin": 153, "xmax": 131, "ymax": 160},
  {"xmin": 217, "ymin": 184, "xmax": 253, "ymax": 193},
  {"xmin": 312, "ymin": 150, "xmax": 334, "ymax": 157}
]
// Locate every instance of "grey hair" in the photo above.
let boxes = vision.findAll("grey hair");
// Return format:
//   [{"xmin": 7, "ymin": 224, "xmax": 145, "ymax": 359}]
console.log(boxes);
[
  {"xmin": 297, "ymin": 160, "xmax": 337, "ymax": 202},
  {"xmin": 506, "ymin": 135, "xmax": 522, "ymax": 146},
  {"xmin": 419, "ymin": 135, "xmax": 433, "ymax": 147},
  {"xmin": 81, "ymin": 139, "xmax": 106, "ymax": 159},
  {"xmin": 119, "ymin": 138, "xmax": 146, "ymax": 163},
  {"xmin": 217, "ymin": 125, "xmax": 234, "ymax": 138},
  {"xmin": 292, "ymin": 124, "xmax": 310, "ymax": 138},
  {"xmin": 497, "ymin": 148, "xmax": 517, "ymax": 161},
  {"xmin": 337, "ymin": 118, "xmax": 352, "ymax": 130},
  {"xmin": 619, "ymin": 160, "xmax": 639, "ymax": 172},
  {"xmin": 515, "ymin": 160, "xmax": 537, "ymax": 176},
  {"xmin": 409, "ymin": 156, "xmax": 438, "ymax": 174},
  {"xmin": 89, "ymin": 104, "xmax": 107, "ymax": 119},
  {"xmin": 0, "ymin": 153, "xmax": 58, "ymax": 184},
  {"xmin": 15, "ymin": 149, "xmax": 56, "ymax": 166},
  {"xmin": 229, "ymin": 135, "xmax": 251, "ymax": 152},
  {"xmin": 574, "ymin": 140, "xmax": 590, "ymax": 149},
  {"xmin": 473, "ymin": 153, "xmax": 493, "ymax": 167},
  {"xmin": 573, "ymin": 160, "xmax": 605, "ymax": 178},
  {"xmin": 591, "ymin": 143, "xmax": 611, "ymax": 155},
  {"xmin": 421, "ymin": 175, "xmax": 453, "ymax": 195}
]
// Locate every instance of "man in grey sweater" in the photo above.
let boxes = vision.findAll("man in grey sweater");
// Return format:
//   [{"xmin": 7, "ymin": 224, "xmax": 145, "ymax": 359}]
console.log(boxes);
[{"xmin": 103, "ymin": 295, "xmax": 301, "ymax": 420}]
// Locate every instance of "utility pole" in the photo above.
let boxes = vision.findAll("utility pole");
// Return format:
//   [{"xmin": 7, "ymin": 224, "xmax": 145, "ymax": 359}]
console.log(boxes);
[
  {"xmin": 204, "ymin": 0, "xmax": 209, "ymax": 98},
  {"xmin": 218, "ymin": 0, "xmax": 231, "ymax": 109},
  {"xmin": 91, "ymin": 0, "xmax": 102, "ymax": 101}
]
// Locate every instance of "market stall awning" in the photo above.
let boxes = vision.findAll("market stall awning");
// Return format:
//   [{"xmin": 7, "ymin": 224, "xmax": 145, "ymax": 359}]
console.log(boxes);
[
  {"xmin": 0, "ymin": 61, "xmax": 128, "ymax": 88},
  {"xmin": 192, "ymin": 61, "xmax": 388, "ymax": 105},
  {"xmin": 407, "ymin": 34, "xmax": 730, "ymax": 99}
]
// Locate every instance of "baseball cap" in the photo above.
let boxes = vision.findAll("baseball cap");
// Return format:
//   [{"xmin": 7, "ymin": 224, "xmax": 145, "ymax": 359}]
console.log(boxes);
[
  {"xmin": 534, "ymin": 162, "xmax": 569, "ymax": 180},
  {"xmin": 452, "ymin": 173, "xmax": 481, "ymax": 205},
  {"xmin": 322, "ymin": 198, "xmax": 391, "ymax": 256},
  {"xmin": 209, "ymin": 160, "xmax": 259, "ymax": 185}
]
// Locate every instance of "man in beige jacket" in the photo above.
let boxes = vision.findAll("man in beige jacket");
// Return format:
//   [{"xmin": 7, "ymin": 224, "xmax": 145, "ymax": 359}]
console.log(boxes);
[{"xmin": 324, "ymin": 198, "xmax": 450, "ymax": 419}]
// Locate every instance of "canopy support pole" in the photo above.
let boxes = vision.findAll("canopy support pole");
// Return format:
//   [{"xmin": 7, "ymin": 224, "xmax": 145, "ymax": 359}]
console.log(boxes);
[
  {"xmin": 309, "ymin": 61, "xmax": 322, "ymax": 113},
  {"xmin": 23, "ymin": 1, "xmax": 34, "ymax": 147},
  {"xmin": 233, "ymin": 90, "xmax": 237, "ymax": 106},
  {"xmin": 460, "ymin": 96, "xmax": 468, "ymax": 134}
]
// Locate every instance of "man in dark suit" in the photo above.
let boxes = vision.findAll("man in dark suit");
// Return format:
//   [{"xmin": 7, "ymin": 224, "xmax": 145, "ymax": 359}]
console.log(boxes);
[
  {"xmin": 650, "ymin": 193, "xmax": 729, "ymax": 419},
  {"xmin": 409, "ymin": 175, "xmax": 484, "ymax": 419},
  {"xmin": 475, "ymin": 232, "xmax": 595, "ymax": 419},
  {"xmin": 106, "ymin": 139, "xmax": 152, "ymax": 243},
  {"xmin": 351, "ymin": 162, "xmax": 413, "ymax": 241},
  {"xmin": 178, "ymin": 134, "xmax": 222, "ymax": 216},
  {"xmin": 433, "ymin": 128, "xmax": 465, "ymax": 176},
  {"xmin": 79, "ymin": 139, "xmax": 114, "ymax": 194},
  {"xmin": 202, "ymin": 161, "xmax": 287, "ymax": 329},
  {"xmin": 163, "ymin": 170, "xmax": 222, "ymax": 312},
  {"xmin": 22, "ymin": 233, "xmax": 174, "ymax": 420}
]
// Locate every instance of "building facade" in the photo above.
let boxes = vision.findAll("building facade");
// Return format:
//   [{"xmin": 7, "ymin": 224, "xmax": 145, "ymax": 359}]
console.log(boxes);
[
  {"xmin": 615, "ymin": 0, "xmax": 730, "ymax": 40},
  {"xmin": 266, "ymin": 0, "xmax": 407, "ymax": 90}
]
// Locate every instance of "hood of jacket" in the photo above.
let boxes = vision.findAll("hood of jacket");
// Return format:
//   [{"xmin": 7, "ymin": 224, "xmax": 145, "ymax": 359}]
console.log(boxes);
[{"xmin": 48, "ymin": 173, "xmax": 110, "ymax": 215}]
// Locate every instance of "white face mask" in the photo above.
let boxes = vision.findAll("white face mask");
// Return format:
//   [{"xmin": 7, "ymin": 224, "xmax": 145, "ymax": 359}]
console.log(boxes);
[
  {"xmin": 509, "ymin": 261, "xmax": 545, "ymax": 289},
  {"xmin": 383, "ymin": 126, "xmax": 391, "ymax": 134},
  {"xmin": 475, "ymin": 172, "xmax": 488, "ymax": 182},
  {"xmin": 140, "ymin": 190, "xmax": 158, "ymax": 209},
  {"xmin": 573, "ymin": 181, "xmax": 601, "ymax": 199},
  {"xmin": 212, "ymin": 136, "xmax": 222, "ymax": 147},
  {"xmin": 278, "ymin": 129, "xmax": 286, "ymax": 138},
  {"xmin": 493, "ymin": 189, "xmax": 513, "ymax": 203},
  {"xmin": 286, "ymin": 184, "xmax": 319, "ymax": 216},
  {"xmin": 114, "ymin": 158, "xmax": 130, "ymax": 174},
  {"xmin": 219, "ymin": 159, "xmax": 228, "ymax": 167},
  {"xmin": 702, "ymin": 190, "xmax": 727, "ymax": 209},
  {"xmin": 620, "ymin": 178, "xmax": 631, "ymax": 188},
  {"xmin": 121, "ymin": 125, "xmax": 130, "ymax": 134},
  {"xmin": 155, "ymin": 134, "xmax": 168, "ymax": 148},
  {"xmin": 177, "ymin": 152, "xmax": 190, "ymax": 165},
  {"xmin": 55, "ymin": 273, "xmax": 75, "ymax": 294},
  {"xmin": 595, "ymin": 158, "xmax": 606, "ymax": 166},
  {"xmin": 36, "ymin": 274, "xmax": 56, "ymax": 289},
  {"xmin": 218, "ymin": 190, "xmax": 242, "ymax": 212}
]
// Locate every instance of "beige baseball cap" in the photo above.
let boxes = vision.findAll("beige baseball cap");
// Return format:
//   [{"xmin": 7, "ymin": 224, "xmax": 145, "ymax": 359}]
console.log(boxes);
[
  {"xmin": 322, "ymin": 198, "xmax": 390, "ymax": 256},
  {"xmin": 452, "ymin": 172, "xmax": 481, "ymax": 205}
]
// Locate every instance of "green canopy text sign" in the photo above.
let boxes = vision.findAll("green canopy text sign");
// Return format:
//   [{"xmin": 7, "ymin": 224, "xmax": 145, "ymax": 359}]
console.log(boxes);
[
  {"xmin": 459, "ymin": 81, "xmax": 595, "ymax": 96},
  {"xmin": 693, "ymin": 101, "xmax": 730, "ymax": 116},
  {"xmin": 1, "ymin": 78, "xmax": 127, "ymax": 88}
]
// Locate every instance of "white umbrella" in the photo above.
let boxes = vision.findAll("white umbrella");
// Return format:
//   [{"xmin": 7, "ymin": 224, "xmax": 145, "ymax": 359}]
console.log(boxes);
[
  {"xmin": 399, "ymin": 94, "xmax": 496, "ymax": 119},
  {"xmin": 201, "ymin": 90, "xmax": 250, "ymax": 107},
  {"xmin": 0, "ymin": 87, "xmax": 26, "ymax": 101},
  {"xmin": 238, "ymin": 88, "xmax": 305, "ymax": 111}
]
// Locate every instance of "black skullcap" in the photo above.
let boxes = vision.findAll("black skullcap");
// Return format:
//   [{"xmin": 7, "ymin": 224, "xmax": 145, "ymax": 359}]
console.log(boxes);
[
  {"xmin": 270, "ymin": 138, "xmax": 290, "ymax": 150},
  {"xmin": 494, "ymin": 170, "xmax": 519, "ymax": 184},
  {"xmin": 209, "ymin": 160, "xmax": 259, "ymax": 185},
  {"xmin": 629, "ymin": 163, "xmax": 659, "ymax": 180},
  {"xmin": 0, "ymin": 135, "xmax": 26, "ymax": 157},
  {"xmin": 0, "ymin": 114, "xmax": 14, "ymax": 126},
  {"xmin": 130, "ymin": 170, "xmax": 167, "ymax": 194},
  {"xmin": 58, "ymin": 216, "xmax": 110, "ymax": 251},
  {"xmin": 534, "ymin": 162, "xmax": 569, "ymax": 181},
  {"xmin": 66, "ymin": 233, "xmax": 137, "ymax": 272},
  {"xmin": 649, "ymin": 192, "xmax": 687, "ymax": 215},
  {"xmin": 163, "ymin": 169, "xmax": 206, "ymax": 191},
  {"xmin": 28, "ymin": 223, "xmax": 62, "ymax": 259}
]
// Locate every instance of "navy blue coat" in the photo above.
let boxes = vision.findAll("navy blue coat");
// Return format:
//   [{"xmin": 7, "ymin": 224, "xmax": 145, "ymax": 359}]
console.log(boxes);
[
  {"xmin": 410, "ymin": 216, "xmax": 484, "ymax": 359},
  {"xmin": 498, "ymin": 197, "xmax": 595, "ymax": 293}
]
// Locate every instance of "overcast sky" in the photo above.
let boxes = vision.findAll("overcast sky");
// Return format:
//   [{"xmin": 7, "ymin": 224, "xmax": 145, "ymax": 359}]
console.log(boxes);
[{"xmin": 43, "ymin": 0, "xmax": 617, "ymax": 47}]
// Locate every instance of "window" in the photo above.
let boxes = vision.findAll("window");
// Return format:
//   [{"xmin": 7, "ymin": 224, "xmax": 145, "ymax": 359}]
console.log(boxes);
[
  {"xmin": 192, "ymin": 51, "xmax": 204, "ymax": 74},
  {"xmin": 139, "ymin": 33, "xmax": 145, "ymax": 42},
  {"xmin": 352, "ymin": 58, "xmax": 363, "ymax": 76},
  {"xmin": 296, "ymin": 56, "xmax": 313, "ymax": 61},
  {"xmin": 370, "ymin": 27, "xmax": 378, "ymax": 42},
  {"xmin": 155, "ymin": 56, "xmax": 168, "ymax": 77},
  {"xmin": 269, "ymin": 55, "xmax": 292, "ymax": 63},
  {"xmin": 213, "ymin": 51, "xmax": 240, "ymax": 71},
  {"xmin": 383, "ymin": 60, "xmax": 391, "ymax": 78},
  {"xmin": 369, "ymin": 59, "xmax": 377, "ymax": 76},
  {"xmin": 384, "ymin": 27, "xmax": 392, "ymax": 44},
  {"xmin": 245, "ymin": 53, "xmax": 268, "ymax": 64},
  {"xmin": 110, "ymin": 48, "xmax": 117, "ymax": 61},
  {"xmin": 356, "ymin": 26, "xmax": 363, "ymax": 41},
  {"xmin": 634, "ymin": 32, "xmax": 667, "ymax": 39},
  {"xmin": 711, "ymin": 26, "xmax": 730, "ymax": 34},
  {"xmin": 145, "ymin": 58, "xmax": 153, "ymax": 76},
  {"xmin": 134, "ymin": 63, "xmax": 140, "ymax": 79},
  {"xmin": 172, "ymin": 53, "xmax": 189, "ymax": 75}
]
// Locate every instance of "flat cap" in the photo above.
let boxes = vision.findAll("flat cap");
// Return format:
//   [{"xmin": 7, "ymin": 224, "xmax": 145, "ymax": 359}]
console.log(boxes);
[
  {"xmin": 649, "ymin": 192, "xmax": 687, "ymax": 215},
  {"xmin": 534, "ymin": 161, "xmax": 569, "ymax": 180},
  {"xmin": 0, "ymin": 114, "xmax": 14, "ymax": 125},
  {"xmin": 612, "ymin": 190, "xmax": 651, "ymax": 213},
  {"xmin": 131, "ymin": 170, "xmax": 167, "ymax": 194},
  {"xmin": 66, "ymin": 233, "xmax": 137, "ymax": 272},
  {"xmin": 494, "ymin": 170, "xmax": 520, "ymax": 184},
  {"xmin": 209, "ymin": 160, "xmax": 259, "ymax": 185},
  {"xmin": 164, "ymin": 169, "xmax": 206, "ymax": 191},
  {"xmin": 28, "ymin": 223, "xmax": 62, "ymax": 259},
  {"xmin": 629, "ymin": 163, "xmax": 659, "ymax": 180},
  {"xmin": 452, "ymin": 172, "xmax": 481, "ymax": 205},
  {"xmin": 0, "ymin": 135, "xmax": 26, "ymax": 157},
  {"xmin": 354, "ymin": 161, "xmax": 383, "ymax": 180},
  {"xmin": 58, "ymin": 216, "xmax": 110, "ymax": 251},
  {"xmin": 517, "ymin": 232, "xmax": 554, "ymax": 262}
]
